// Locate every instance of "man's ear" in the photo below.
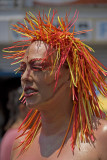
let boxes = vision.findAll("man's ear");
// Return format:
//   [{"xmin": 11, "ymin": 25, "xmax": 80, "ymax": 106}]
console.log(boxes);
[
  {"xmin": 66, "ymin": 73, "xmax": 71, "ymax": 87},
  {"xmin": 63, "ymin": 69, "xmax": 71, "ymax": 85}
]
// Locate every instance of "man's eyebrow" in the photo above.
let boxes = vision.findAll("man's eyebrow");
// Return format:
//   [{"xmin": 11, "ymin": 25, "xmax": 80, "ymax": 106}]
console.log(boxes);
[
  {"xmin": 29, "ymin": 58, "xmax": 50, "ymax": 65},
  {"xmin": 29, "ymin": 58, "xmax": 51, "ymax": 68},
  {"xmin": 29, "ymin": 58, "xmax": 43, "ymax": 64}
]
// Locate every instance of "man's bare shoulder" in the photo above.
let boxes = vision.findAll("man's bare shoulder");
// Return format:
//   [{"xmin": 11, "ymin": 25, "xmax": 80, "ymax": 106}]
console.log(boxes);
[
  {"xmin": 94, "ymin": 119, "xmax": 107, "ymax": 137},
  {"xmin": 94, "ymin": 118, "xmax": 107, "ymax": 160}
]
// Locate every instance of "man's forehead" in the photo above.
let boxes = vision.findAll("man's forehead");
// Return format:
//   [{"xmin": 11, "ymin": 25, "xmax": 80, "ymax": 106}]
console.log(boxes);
[
  {"xmin": 26, "ymin": 41, "xmax": 49, "ymax": 55},
  {"xmin": 23, "ymin": 41, "xmax": 48, "ymax": 61},
  {"xmin": 23, "ymin": 41, "xmax": 56, "ymax": 62}
]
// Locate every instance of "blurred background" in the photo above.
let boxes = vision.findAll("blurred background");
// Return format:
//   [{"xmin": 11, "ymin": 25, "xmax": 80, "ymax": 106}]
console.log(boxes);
[{"xmin": 0, "ymin": 0, "xmax": 107, "ymax": 141}]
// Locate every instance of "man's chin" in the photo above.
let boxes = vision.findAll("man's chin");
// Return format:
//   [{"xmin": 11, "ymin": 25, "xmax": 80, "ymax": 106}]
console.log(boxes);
[
  {"xmin": 26, "ymin": 100, "xmax": 41, "ymax": 109},
  {"xmin": 26, "ymin": 102, "xmax": 37, "ymax": 109}
]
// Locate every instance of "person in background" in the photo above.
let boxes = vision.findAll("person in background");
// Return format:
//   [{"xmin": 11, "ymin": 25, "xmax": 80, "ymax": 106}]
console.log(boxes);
[
  {"xmin": 0, "ymin": 101, "xmax": 5, "ymax": 142},
  {"xmin": 0, "ymin": 87, "xmax": 29, "ymax": 160}
]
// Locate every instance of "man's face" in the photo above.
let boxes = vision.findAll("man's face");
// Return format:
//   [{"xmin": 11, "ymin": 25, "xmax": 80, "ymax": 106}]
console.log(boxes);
[{"xmin": 21, "ymin": 41, "xmax": 69, "ymax": 109}]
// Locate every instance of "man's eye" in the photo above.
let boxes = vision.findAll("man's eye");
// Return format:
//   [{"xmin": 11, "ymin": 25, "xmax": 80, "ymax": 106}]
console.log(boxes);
[
  {"xmin": 19, "ymin": 63, "xmax": 26, "ymax": 74},
  {"xmin": 19, "ymin": 67, "xmax": 25, "ymax": 73}
]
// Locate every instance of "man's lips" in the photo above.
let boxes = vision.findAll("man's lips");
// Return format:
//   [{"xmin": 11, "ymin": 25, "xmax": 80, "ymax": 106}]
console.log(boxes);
[{"xmin": 24, "ymin": 87, "xmax": 38, "ymax": 98}]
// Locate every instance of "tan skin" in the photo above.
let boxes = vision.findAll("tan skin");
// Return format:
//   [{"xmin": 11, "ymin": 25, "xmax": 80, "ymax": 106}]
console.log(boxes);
[{"xmin": 11, "ymin": 41, "xmax": 107, "ymax": 160}]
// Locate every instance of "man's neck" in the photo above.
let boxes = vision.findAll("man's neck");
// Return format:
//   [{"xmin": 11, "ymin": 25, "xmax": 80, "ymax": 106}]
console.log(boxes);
[{"xmin": 40, "ymin": 85, "xmax": 73, "ymax": 136}]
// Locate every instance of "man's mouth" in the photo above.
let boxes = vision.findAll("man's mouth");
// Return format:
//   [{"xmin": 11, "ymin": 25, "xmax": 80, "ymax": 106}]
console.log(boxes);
[{"xmin": 24, "ymin": 87, "xmax": 38, "ymax": 98}]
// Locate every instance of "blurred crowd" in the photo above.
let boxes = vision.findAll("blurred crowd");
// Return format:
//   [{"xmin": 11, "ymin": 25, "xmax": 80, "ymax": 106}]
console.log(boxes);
[{"xmin": 0, "ymin": 86, "xmax": 29, "ymax": 160}]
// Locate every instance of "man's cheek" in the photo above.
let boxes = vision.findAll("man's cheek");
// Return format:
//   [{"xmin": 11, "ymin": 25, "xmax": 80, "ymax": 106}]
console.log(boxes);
[{"xmin": 43, "ymin": 72, "xmax": 55, "ymax": 85}]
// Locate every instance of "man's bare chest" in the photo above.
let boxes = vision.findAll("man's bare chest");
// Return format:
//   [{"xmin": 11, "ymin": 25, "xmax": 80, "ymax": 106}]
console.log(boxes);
[{"xmin": 19, "ymin": 141, "xmax": 99, "ymax": 160}]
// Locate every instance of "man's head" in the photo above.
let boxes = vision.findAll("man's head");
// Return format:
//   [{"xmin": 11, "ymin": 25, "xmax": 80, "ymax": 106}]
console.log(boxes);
[
  {"xmin": 21, "ymin": 41, "xmax": 70, "ymax": 108},
  {"xmin": 3, "ymin": 10, "xmax": 107, "ymax": 154}
]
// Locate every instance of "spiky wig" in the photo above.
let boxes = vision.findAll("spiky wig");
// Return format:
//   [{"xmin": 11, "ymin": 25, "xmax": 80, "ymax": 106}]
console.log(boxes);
[{"xmin": 3, "ymin": 9, "xmax": 107, "ymax": 156}]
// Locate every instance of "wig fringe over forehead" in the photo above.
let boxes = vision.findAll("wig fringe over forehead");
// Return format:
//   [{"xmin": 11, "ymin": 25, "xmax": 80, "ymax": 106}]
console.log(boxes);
[{"xmin": 3, "ymin": 9, "xmax": 107, "ymax": 156}]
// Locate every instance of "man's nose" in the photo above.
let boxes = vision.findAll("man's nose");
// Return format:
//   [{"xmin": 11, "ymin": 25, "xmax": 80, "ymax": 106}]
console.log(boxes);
[{"xmin": 21, "ymin": 68, "xmax": 32, "ymax": 82}]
